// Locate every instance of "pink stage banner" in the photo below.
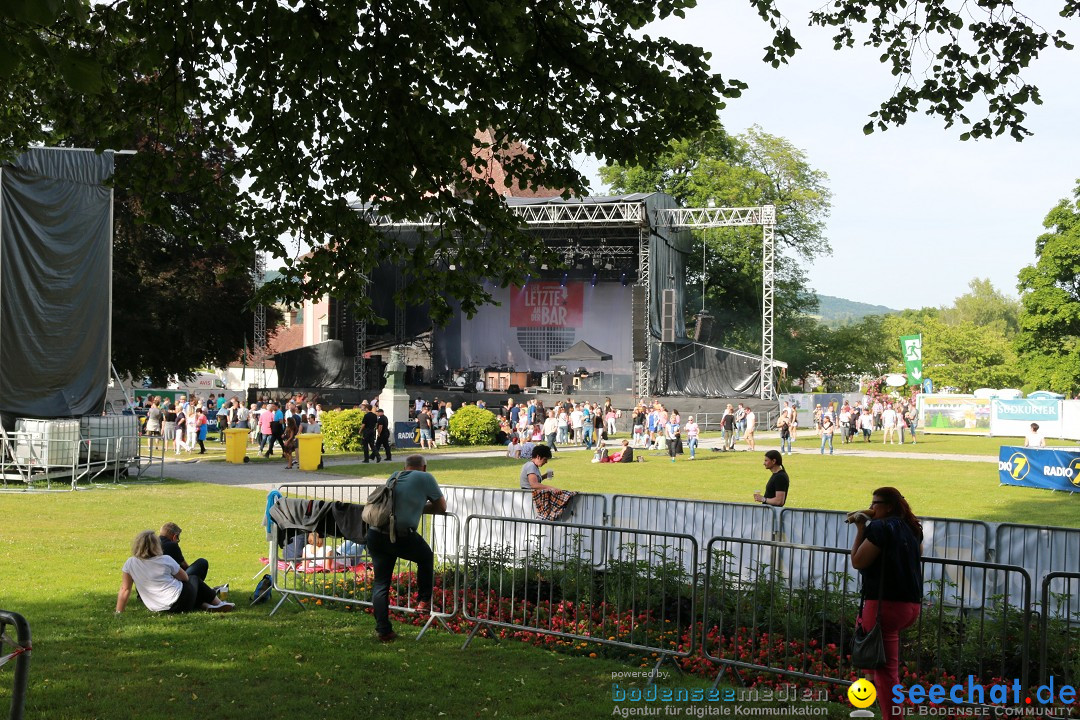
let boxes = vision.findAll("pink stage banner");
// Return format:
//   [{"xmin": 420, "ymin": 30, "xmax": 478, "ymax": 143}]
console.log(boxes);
[{"xmin": 510, "ymin": 283, "xmax": 584, "ymax": 328}]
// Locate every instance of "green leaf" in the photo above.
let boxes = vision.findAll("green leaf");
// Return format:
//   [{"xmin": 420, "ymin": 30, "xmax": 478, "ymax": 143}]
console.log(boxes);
[{"xmin": 58, "ymin": 50, "xmax": 104, "ymax": 93}]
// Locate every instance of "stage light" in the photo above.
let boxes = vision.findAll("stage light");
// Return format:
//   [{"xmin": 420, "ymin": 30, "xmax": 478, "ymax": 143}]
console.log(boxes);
[
  {"xmin": 449, "ymin": 263, "xmax": 456, "ymax": 270},
  {"xmin": 561, "ymin": 273, "xmax": 568, "ymax": 286},
  {"xmin": 524, "ymin": 274, "xmax": 531, "ymax": 285},
  {"xmin": 591, "ymin": 273, "xmax": 597, "ymax": 286},
  {"xmin": 604, "ymin": 261, "xmax": 613, "ymax": 270}
]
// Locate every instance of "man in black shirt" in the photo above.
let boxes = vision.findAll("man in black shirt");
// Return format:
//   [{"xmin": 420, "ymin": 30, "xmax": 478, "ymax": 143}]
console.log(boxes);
[
  {"xmin": 374, "ymin": 408, "xmax": 392, "ymax": 462},
  {"xmin": 159, "ymin": 522, "xmax": 210, "ymax": 583},
  {"xmin": 360, "ymin": 402, "xmax": 380, "ymax": 463},
  {"xmin": 754, "ymin": 450, "xmax": 789, "ymax": 507}
]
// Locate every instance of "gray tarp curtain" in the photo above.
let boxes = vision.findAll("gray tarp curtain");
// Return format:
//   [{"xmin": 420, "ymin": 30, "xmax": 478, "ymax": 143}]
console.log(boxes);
[
  {"xmin": 653, "ymin": 342, "xmax": 762, "ymax": 397},
  {"xmin": 273, "ymin": 340, "xmax": 354, "ymax": 388},
  {"xmin": 0, "ymin": 149, "xmax": 114, "ymax": 418}
]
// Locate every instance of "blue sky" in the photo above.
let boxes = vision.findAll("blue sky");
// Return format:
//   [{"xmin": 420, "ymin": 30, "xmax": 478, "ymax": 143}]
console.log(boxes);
[{"xmin": 583, "ymin": 2, "xmax": 1080, "ymax": 308}]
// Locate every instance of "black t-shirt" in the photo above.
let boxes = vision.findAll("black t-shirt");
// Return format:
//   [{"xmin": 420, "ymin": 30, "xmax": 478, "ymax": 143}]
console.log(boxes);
[
  {"xmin": 862, "ymin": 517, "xmax": 923, "ymax": 602},
  {"xmin": 764, "ymin": 469, "xmax": 789, "ymax": 504},
  {"xmin": 159, "ymin": 536, "xmax": 186, "ymax": 567},
  {"xmin": 361, "ymin": 411, "xmax": 378, "ymax": 434},
  {"xmin": 722, "ymin": 412, "xmax": 735, "ymax": 431},
  {"xmin": 376, "ymin": 414, "xmax": 389, "ymax": 435}
]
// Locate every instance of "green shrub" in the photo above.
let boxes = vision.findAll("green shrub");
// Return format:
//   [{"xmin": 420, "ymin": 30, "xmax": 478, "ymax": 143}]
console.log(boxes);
[
  {"xmin": 320, "ymin": 408, "xmax": 364, "ymax": 451},
  {"xmin": 448, "ymin": 405, "xmax": 499, "ymax": 446}
]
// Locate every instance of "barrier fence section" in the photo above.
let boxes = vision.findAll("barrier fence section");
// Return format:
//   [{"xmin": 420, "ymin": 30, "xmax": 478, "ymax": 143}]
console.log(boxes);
[
  {"xmin": 702, "ymin": 537, "xmax": 1033, "ymax": 690},
  {"xmin": 461, "ymin": 514, "xmax": 698, "ymax": 674},
  {"xmin": 270, "ymin": 483, "xmax": 459, "ymax": 634},
  {"xmin": 1039, "ymin": 571, "xmax": 1080, "ymax": 687},
  {"xmin": 609, "ymin": 495, "xmax": 775, "ymax": 570},
  {"xmin": 995, "ymin": 523, "xmax": 1080, "ymax": 619},
  {"xmin": 0, "ymin": 609, "xmax": 31, "ymax": 720},
  {"xmin": 703, "ymin": 535, "xmax": 858, "ymax": 687}
]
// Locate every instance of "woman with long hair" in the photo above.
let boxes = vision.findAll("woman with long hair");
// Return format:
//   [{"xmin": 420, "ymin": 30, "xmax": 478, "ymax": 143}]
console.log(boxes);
[
  {"xmin": 282, "ymin": 415, "xmax": 299, "ymax": 469},
  {"xmin": 849, "ymin": 487, "xmax": 923, "ymax": 719}
]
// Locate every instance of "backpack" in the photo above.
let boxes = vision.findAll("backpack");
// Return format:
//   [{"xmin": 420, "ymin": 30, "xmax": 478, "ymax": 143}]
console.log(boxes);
[
  {"xmin": 362, "ymin": 472, "xmax": 402, "ymax": 542},
  {"xmin": 252, "ymin": 574, "xmax": 272, "ymax": 605}
]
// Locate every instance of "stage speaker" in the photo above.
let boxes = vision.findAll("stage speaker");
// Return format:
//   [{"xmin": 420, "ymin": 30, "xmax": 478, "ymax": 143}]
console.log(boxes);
[
  {"xmin": 507, "ymin": 384, "xmax": 521, "ymax": 394},
  {"xmin": 632, "ymin": 285, "xmax": 647, "ymax": 362},
  {"xmin": 693, "ymin": 312, "xmax": 714, "ymax": 344},
  {"xmin": 661, "ymin": 289, "xmax": 676, "ymax": 343}
]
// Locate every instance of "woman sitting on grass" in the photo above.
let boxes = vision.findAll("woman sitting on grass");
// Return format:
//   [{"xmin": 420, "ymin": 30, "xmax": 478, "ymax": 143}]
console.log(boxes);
[{"xmin": 115, "ymin": 530, "xmax": 233, "ymax": 614}]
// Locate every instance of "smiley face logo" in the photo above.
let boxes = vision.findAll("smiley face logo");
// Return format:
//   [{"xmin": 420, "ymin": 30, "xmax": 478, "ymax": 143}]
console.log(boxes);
[{"xmin": 848, "ymin": 678, "xmax": 877, "ymax": 709}]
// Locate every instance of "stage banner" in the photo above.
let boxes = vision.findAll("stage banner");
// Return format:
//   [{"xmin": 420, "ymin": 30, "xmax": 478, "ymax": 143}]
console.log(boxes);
[
  {"xmin": 900, "ymin": 334, "xmax": 923, "ymax": 386},
  {"xmin": 993, "ymin": 398, "xmax": 1061, "ymax": 421},
  {"xmin": 998, "ymin": 446, "xmax": 1080, "ymax": 493},
  {"xmin": 919, "ymin": 394, "xmax": 991, "ymax": 435},
  {"xmin": 510, "ymin": 282, "xmax": 583, "ymax": 327}
]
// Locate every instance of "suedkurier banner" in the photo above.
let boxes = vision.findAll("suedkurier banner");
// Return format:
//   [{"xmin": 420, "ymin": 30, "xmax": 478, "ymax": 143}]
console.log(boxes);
[
  {"xmin": 998, "ymin": 446, "xmax": 1080, "ymax": 493},
  {"xmin": 992, "ymin": 398, "xmax": 1061, "ymax": 421}
]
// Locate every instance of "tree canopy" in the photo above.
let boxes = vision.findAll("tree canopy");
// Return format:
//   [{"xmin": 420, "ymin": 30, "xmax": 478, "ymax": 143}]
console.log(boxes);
[
  {"xmin": 1016, "ymin": 181, "xmax": 1080, "ymax": 394},
  {"xmin": 0, "ymin": 0, "xmax": 1076, "ymax": 338}
]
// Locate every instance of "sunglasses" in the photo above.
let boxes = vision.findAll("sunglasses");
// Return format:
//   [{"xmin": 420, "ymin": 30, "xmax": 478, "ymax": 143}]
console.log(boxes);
[{"xmin": 870, "ymin": 500, "xmax": 888, "ymax": 506}]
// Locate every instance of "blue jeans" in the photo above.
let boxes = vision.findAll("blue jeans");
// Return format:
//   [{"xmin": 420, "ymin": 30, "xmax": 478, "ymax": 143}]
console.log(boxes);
[
  {"xmin": 366, "ymin": 528, "xmax": 434, "ymax": 637},
  {"xmin": 583, "ymin": 425, "xmax": 593, "ymax": 449},
  {"xmin": 820, "ymin": 434, "xmax": 834, "ymax": 454},
  {"xmin": 687, "ymin": 437, "xmax": 698, "ymax": 458},
  {"xmin": 780, "ymin": 435, "xmax": 792, "ymax": 454}
]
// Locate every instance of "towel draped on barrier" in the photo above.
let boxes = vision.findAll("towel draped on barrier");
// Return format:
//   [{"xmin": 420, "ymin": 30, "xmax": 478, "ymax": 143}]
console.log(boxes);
[
  {"xmin": 268, "ymin": 497, "xmax": 367, "ymax": 544},
  {"xmin": 532, "ymin": 489, "xmax": 577, "ymax": 520}
]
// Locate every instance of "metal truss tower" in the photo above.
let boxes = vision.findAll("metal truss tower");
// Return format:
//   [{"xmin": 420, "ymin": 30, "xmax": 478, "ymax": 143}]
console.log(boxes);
[
  {"xmin": 353, "ymin": 279, "xmax": 369, "ymax": 390},
  {"xmin": 636, "ymin": 226, "xmax": 651, "ymax": 399},
  {"xmin": 653, "ymin": 205, "xmax": 777, "ymax": 400},
  {"xmin": 252, "ymin": 253, "xmax": 267, "ymax": 389}
]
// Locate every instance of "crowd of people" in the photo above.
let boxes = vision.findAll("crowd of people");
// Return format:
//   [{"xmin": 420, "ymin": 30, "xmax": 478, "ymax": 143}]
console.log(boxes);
[
  {"xmin": 137, "ymin": 392, "xmax": 324, "ymax": 468},
  {"xmin": 795, "ymin": 396, "xmax": 920, "ymax": 456}
]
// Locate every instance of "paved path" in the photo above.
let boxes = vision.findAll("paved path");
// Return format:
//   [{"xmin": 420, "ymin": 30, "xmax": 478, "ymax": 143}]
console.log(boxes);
[{"xmin": 152, "ymin": 433, "xmax": 995, "ymax": 493}]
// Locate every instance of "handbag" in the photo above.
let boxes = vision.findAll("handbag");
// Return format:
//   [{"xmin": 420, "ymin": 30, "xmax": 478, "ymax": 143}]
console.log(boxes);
[{"xmin": 852, "ymin": 566, "xmax": 886, "ymax": 669}]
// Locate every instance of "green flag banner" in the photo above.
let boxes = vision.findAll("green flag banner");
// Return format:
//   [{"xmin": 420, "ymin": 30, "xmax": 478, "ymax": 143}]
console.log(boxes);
[{"xmin": 900, "ymin": 334, "xmax": 923, "ymax": 386}]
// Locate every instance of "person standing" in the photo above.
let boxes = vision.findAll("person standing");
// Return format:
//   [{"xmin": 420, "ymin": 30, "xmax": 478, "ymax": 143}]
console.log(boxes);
[
  {"xmin": 374, "ymin": 408, "xmax": 393, "ymax": 461},
  {"xmin": 735, "ymin": 403, "xmax": 747, "ymax": 441},
  {"xmin": 365, "ymin": 455, "xmax": 447, "ymax": 642},
  {"xmin": 849, "ymin": 487, "xmax": 923, "ymax": 720},
  {"xmin": 754, "ymin": 450, "xmax": 789, "ymax": 506},
  {"xmin": 777, "ymin": 410, "xmax": 792, "ymax": 456},
  {"xmin": 361, "ymin": 402, "xmax": 380, "ymax": 463},
  {"xmin": 721, "ymin": 404, "xmax": 736, "ymax": 451},
  {"xmin": 820, "ymin": 411, "xmax": 835, "ymax": 455},
  {"xmin": 743, "ymin": 406, "xmax": 756, "ymax": 451},
  {"xmin": 684, "ymin": 415, "xmax": 700, "ymax": 460},
  {"xmin": 665, "ymin": 412, "xmax": 680, "ymax": 463},
  {"xmin": 145, "ymin": 399, "xmax": 163, "ymax": 437},
  {"xmin": 881, "ymin": 404, "xmax": 898, "ymax": 445},
  {"xmin": 905, "ymin": 404, "xmax": 918, "ymax": 444},
  {"xmin": 417, "ymin": 403, "xmax": 435, "ymax": 451},
  {"xmin": 543, "ymin": 409, "xmax": 559, "ymax": 452}
]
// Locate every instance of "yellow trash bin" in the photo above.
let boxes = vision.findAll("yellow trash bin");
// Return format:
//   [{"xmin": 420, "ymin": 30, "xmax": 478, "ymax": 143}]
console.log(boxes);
[
  {"xmin": 297, "ymin": 433, "xmax": 323, "ymax": 471},
  {"xmin": 224, "ymin": 428, "xmax": 250, "ymax": 464}
]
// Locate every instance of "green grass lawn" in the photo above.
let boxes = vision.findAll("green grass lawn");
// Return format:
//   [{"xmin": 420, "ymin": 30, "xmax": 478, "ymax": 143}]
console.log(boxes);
[
  {"xmin": 0, "ymin": 481, "xmax": 853, "ymax": 719},
  {"xmin": 330, "ymin": 438, "xmax": 1080, "ymax": 527}
]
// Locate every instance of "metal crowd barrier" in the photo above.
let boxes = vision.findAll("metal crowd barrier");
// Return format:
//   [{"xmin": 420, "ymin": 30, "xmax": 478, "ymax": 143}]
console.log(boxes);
[
  {"xmin": 461, "ymin": 514, "xmax": 697, "ymax": 677},
  {"xmin": 0, "ymin": 431, "xmax": 150, "ymax": 490},
  {"xmin": 914, "ymin": 556, "xmax": 1032, "ymax": 687},
  {"xmin": 702, "ymin": 536, "xmax": 1033, "ymax": 689},
  {"xmin": 270, "ymin": 483, "xmax": 459, "ymax": 638},
  {"xmin": 702, "ymin": 535, "xmax": 858, "ymax": 687},
  {"xmin": 995, "ymin": 523, "xmax": 1080, "ymax": 618},
  {"xmin": 0, "ymin": 610, "xmax": 31, "ymax": 720},
  {"xmin": 1039, "ymin": 571, "xmax": 1080, "ymax": 686},
  {"xmin": 609, "ymin": 495, "xmax": 775, "ymax": 570}
]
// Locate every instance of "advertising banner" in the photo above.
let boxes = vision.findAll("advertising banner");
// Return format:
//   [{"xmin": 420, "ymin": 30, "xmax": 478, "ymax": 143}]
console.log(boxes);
[
  {"xmin": 919, "ymin": 395, "xmax": 991, "ymax": 435},
  {"xmin": 393, "ymin": 421, "xmax": 418, "ymax": 449},
  {"xmin": 900, "ymin": 334, "xmax": 923, "ymax": 386},
  {"xmin": 993, "ymin": 398, "xmax": 1061, "ymax": 421},
  {"xmin": 998, "ymin": 446, "xmax": 1080, "ymax": 493}
]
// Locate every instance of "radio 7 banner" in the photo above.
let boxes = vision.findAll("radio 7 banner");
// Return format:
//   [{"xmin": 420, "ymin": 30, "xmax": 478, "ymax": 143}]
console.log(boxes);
[
  {"xmin": 998, "ymin": 446, "xmax": 1080, "ymax": 493},
  {"xmin": 900, "ymin": 334, "xmax": 923, "ymax": 386}
]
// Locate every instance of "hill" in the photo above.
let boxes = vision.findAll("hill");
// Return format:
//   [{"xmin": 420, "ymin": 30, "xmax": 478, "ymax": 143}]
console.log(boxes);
[{"xmin": 813, "ymin": 294, "xmax": 897, "ymax": 325}]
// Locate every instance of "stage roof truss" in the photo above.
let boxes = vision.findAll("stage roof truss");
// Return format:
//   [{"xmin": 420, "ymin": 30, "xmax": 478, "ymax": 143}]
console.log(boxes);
[
  {"xmin": 361, "ymin": 201, "xmax": 646, "ymax": 229},
  {"xmin": 653, "ymin": 205, "xmax": 776, "ymax": 229}
]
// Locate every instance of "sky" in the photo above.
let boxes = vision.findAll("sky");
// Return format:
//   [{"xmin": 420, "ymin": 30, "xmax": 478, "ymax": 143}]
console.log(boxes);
[{"xmin": 582, "ymin": 2, "xmax": 1080, "ymax": 309}]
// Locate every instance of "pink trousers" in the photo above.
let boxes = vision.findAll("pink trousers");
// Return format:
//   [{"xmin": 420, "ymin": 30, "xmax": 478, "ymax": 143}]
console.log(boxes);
[{"xmin": 857, "ymin": 600, "xmax": 921, "ymax": 718}]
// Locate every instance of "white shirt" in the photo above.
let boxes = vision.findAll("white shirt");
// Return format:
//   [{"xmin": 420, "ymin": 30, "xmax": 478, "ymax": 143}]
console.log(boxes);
[
  {"xmin": 882, "ymin": 408, "xmax": 897, "ymax": 428},
  {"xmin": 1025, "ymin": 431, "xmax": 1046, "ymax": 448},
  {"xmin": 570, "ymin": 410, "xmax": 584, "ymax": 428},
  {"xmin": 122, "ymin": 555, "xmax": 182, "ymax": 612}
]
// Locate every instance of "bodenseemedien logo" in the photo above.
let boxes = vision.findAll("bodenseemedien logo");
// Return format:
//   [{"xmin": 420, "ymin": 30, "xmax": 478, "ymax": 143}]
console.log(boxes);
[{"xmin": 1007, "ymin": 452, "xmax": 1030, "ymax": 481}]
